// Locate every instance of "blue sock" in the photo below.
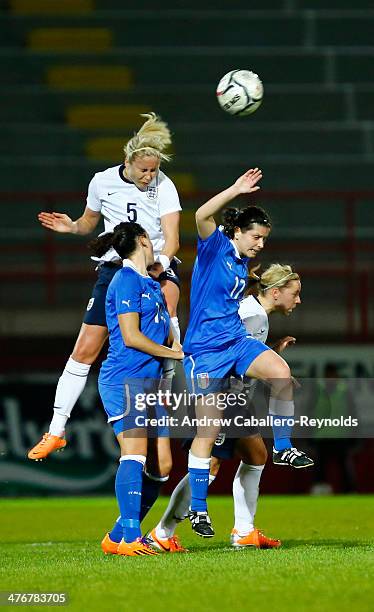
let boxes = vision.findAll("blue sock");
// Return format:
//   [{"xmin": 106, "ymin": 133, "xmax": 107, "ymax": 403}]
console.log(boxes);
[
  {"xmin": 271, "ymin": 415, "xmax": 294, "ymax": 451},
  {"xmin": 110, "ymin": 472, "xmax": 166, "ymax": 538},
  {"xmin": 115, "ymin": 458, "xmax": 143, "ymax": 543},
  {"xmin": 139, "ymin": 472, "xmax": 165, "ymax": 522},
  {"xmin": 189, "ymin": 467, "xmax": 210, "ymax": 512},
  {"xmin": 109, "ymin": 517, "xmax": 122, "ymax": 543}
]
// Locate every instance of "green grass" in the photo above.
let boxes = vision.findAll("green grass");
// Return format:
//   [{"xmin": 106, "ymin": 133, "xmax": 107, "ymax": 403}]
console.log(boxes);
[{"xmin": 1, "ymin": 496, "xmax": 374, "ymax": 612}]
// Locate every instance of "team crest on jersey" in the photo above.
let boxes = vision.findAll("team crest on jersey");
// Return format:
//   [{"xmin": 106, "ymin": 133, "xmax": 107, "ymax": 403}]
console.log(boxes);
[
  {"xmin": 197, "ymin": 372, "xmax": 210, "ymax": 390},
  {"xmin": 146, "ymin": 186, "xmax": 158, "ymax": 200},
  {"xmin": 86, "ymin": 298, "xmax": 95, "ymax": 311},
  {"xmin": 214, "ymin": 433, "xmax": 226, "ymax": 446}
]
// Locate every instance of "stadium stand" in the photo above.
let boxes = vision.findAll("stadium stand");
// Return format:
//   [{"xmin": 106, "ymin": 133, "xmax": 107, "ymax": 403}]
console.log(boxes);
[{"xmin": 0, "ymin": 0, "xmax": 373, "ymax": 340}]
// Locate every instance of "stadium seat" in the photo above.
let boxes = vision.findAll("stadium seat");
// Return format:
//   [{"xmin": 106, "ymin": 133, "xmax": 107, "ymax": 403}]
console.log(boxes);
[
  {"xmin": 85, "ymin": 136, "xmax": 175, "ymax": 161},
  {"xmin": 335, "ymin": 54, "xmax": 374, "ymax": 84},
  {"xmin": 296, "ymin": 0, "xmax": 373, "ymax": 7},
  {"xmin": 0, "ymin": 0, "xmax": 372, "ymax": 344},
  {"xmin": 28, "ymin": 28, "xmax": 113, "ymax": 51},
  {"xmin": 85, "ymin": 136, "xmax": 133, "ymax": 161},
  {"xmin": 0, "ymin": 124, "xmax": 86, "ymax": 156},
  {"xmin": 0, "ymin": 13, "xmax": 304, "ymax": 48},
  {"xmin": 10, "ymin": 0, "xmax": 94, "ymax": 14},
  {"xmin": 356, "ymin": 89, "xmax": 374, "ymax": 121},
  {"xmin": 0, "ymin": 85, "xmax": 350, "ymax": 123},
  {"xmin": 66, "ymin": 104, "xmax": 151, "ymax": 129},
  {"xmin": 0, "ymin": 157, "xmax": 372, "ymax": 191},
  {"xmin": 47, "ymin": 65, "xmax": 133, "ymax": 90},
  {"xmin": 95, "ymin": 0, "xmax": 286, "ymax": 7},
  {"xmin": 0, "ymin": 50, "xmax": 329, "ymax": 86},
  {"xmin": 173, "ymin": 124, "xmax": 364, "ymax": 156},
  {"xmin": 0, "ymin": 7, "xmax": 372, "ymax": 199},
  {"xmin": 315, "ymin": 16, "xmax": 374, "ymax": 46}
]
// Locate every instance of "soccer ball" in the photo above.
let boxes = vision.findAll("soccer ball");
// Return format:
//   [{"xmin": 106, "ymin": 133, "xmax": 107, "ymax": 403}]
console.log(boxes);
[{"xmin": 216, "ymin": 69, "xmax": 264, "ymax": 116}]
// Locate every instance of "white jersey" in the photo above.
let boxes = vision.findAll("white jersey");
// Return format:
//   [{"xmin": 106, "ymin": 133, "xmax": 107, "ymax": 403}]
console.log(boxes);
[
  {"xmin": 86, "ymin": 164, "xmax": 181, "ymax": 263},
  {"xmin": 239, "ymin": 295, "xmax": 269, "ymax": 343}
]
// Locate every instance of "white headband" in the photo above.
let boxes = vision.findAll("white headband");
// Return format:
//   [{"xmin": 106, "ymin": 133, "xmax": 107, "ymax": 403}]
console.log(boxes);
[
  {"xmin": 131, "ymin": 146, "xmax": 154, "ymax": 153},
  {"xmin": 262, "ymin": 272, "xmax": 296, "ymax": 290}
]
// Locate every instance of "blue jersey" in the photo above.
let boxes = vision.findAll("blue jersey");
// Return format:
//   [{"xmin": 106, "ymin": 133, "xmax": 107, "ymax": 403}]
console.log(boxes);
[
  {"xmin": 183, "ymin": 228, "xmax": 249, "ymax": 355},
  {"xmin": 99, "ymin": 261, "xmax": 170, "ymax": 385}
]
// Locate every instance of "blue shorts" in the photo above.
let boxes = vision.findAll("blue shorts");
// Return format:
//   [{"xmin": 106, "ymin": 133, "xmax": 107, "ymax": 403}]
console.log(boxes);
[
  {"xmin": 99, "ymin": 379, "xmax": 169, "ymax": 437},
  {"xmin": 158, "ymin": 258, "xmax": 181, "ymax": 289},
  {"xmin": 183, "ymin": 335, "xmax": 270, "ymax": 395},
  {"xmin": 83, "ymin": 260, "xmax": 180, "ymax": 327},
  {"xmin": 182, "ymin": 435, "xmax": 237, "ymax": 460},
  {"xmin": 84, "ymin": 263, "xmax": 121, "ymax": 326}
]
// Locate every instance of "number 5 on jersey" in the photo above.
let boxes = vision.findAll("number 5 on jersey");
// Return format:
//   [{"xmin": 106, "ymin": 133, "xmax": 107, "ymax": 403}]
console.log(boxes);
[{"xmin": 126, "ymin": 202, "xmax": 137, "ymax": 222}]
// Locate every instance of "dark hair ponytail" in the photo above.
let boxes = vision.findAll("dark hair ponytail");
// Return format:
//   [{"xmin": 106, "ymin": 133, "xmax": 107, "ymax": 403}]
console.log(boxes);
[
  {"xmin": 88, "ymin": 222, "xmax": 147, "ymax": 259},
  {"xmin": 222, "ymin": 205, "xmax": 271, "ymax": 239}
]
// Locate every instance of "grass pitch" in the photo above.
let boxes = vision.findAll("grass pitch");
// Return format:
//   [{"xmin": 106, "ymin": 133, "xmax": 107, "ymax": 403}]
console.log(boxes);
[{"xmin": 1, "ymin": 495, "xmax": 373, "ymax": 612}]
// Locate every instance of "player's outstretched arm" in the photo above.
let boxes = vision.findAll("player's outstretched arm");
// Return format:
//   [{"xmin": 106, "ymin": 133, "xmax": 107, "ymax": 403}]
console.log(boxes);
[
  {"xmin": 37, "ymin": 206, "xmax": 101, "ymax": 236},
  {"xmin": 160, "ymin": 211, "xmax": 180, "ymax": 262},
  {"xmin": 195, "ymin": 168, "xmax": 262, "ymax": 239},
  {"xmin": 148, "ymin": 212, "xmax": 181, "ymax": 278}
]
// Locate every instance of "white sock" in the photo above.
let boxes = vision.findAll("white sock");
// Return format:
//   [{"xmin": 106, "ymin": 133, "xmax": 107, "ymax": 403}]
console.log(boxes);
[
  {"xmin": 171, "ymin": 316, "xmax": 180, "ymax": 342},
  {"xmin": 233, "ymin": 462, "xmax": 264, "ymax": 536},
  {"xmin": 188, "ymin": 451, "xmax": 211, "ymax": 470},
  {"xmin": 155, "ymin": 472, "xmax": 215, "ymax": 540},
  {"xmin": 48, "ymin": 357, "xmax": 91, "ymax": 436},
  {"xmin": 159, "ymin": 360, "xmax": 175, "ymax": 396},
  {"xmin": 120, "ymin": 454, "xmax": 146, "ymax": 465},
  {"xmin": 160, "ymin": 316, "xmax": 181, "ymax": 387},
  {"xmin": 269, "ymin": 397, "xmax": 294, "ymax": 417}
]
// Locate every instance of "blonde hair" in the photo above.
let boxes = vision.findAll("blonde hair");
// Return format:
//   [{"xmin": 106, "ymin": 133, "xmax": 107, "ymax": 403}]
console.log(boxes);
[
  {"xmin": 124, "ymin": 112, "xmax": 172, "ymax": 163},
  {"xmin": 259, "ymin": 264, "xmax": 300, "ymax": 293}
]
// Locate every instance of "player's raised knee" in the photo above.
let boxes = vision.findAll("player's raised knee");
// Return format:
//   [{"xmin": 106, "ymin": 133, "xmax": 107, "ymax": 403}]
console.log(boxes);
[{"xmin": 271, "ymin": 361, "xmax": 291, "ymax": 380}]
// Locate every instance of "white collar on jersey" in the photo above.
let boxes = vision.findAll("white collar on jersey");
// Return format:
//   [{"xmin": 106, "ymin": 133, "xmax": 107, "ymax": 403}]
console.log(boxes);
[
  {"xmin": 122, "ymin": 258, "xmax": 150, "ymax": 278},
  {"xmin": 230, "ymin": 239, "xmax": 241, "ymax": 259}
]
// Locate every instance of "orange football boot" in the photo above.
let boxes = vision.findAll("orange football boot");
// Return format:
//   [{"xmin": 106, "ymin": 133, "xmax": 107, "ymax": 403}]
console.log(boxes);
[
  {"xmin": 27, "ymin": 433, "xmax": 66, "ymax": 461},
  {"xmin": 117, "ymin": 537, "xmax": 159, "ymax": 557},
  {"xmin": 101, "ymin": 533, "xmax": 120, "ymax": 555},
  {"xmin": 147, "ymin": 529, "xmax": 188, "ymax": 553},
  {"xmin": 231, "ymin": 528, "xmax": 281, "ymax": 549}
]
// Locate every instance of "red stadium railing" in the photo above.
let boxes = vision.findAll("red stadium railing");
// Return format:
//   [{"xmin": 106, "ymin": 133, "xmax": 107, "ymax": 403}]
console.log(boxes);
[{"xmin": 1, "ymin": 190, "xmax": 373, "ymax": 341}]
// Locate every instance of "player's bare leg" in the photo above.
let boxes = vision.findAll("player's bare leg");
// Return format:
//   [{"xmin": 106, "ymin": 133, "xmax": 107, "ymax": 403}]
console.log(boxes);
[{"xmin": 161, "ymin": 278, "xmax": 179, "ymax": 320}]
